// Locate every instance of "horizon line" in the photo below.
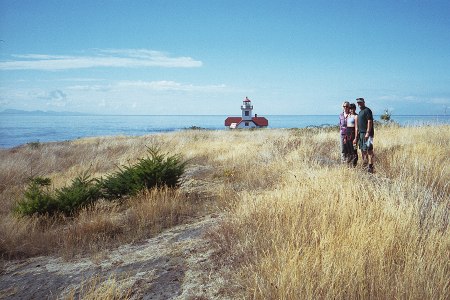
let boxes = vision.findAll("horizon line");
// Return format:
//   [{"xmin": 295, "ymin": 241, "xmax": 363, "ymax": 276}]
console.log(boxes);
[{"xmin": 0, "ymin": 110, "xmax": 449, "ymax": 117}]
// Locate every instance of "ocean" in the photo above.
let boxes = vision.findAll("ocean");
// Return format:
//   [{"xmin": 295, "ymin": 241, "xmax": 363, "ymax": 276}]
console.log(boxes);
[{"xmin": 0, "ymin": 114, "xmax": 449, "ymax": 149}]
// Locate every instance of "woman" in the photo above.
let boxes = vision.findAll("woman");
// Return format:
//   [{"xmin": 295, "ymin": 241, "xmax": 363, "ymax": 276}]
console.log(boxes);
[
  {"xmin": 339, "ymin": 101, "xmax": 350, "ymax": 163},
  {"xmin": 347, "ymin": 103, "xmax": 358, "ymax": 166}
]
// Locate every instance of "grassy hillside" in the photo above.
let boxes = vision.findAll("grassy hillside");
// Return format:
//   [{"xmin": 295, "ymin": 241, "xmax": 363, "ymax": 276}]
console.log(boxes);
[{"xmin": 0, "ymin": 125, "xmax": 448, "ymax": 299}]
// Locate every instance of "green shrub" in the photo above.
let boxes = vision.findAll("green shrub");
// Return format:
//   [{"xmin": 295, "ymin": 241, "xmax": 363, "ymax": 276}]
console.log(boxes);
[
  {"xmin": 98, "ymin": 164, "xmax": 141, "ymax": 199},
  {"xmin": 15, "ymin": 173, "xmax": 100, "ymax": 216},
  {"xmin": 99, "ymin": 148, "xmax": 187, "ymax": 199},
  {"xmin": 27, "ymin": 141, "xmax": 41, "ymax": 149},
  {"xmin": 185, "ymin": 125, "xmax": 205, "ymax": 130},
  {"xmin": 54, "ymin": 172, "xmax": 101, "ymax": 215},
  {"xmin": 381, "ymin": 108, "xmax": 392, "ymax": 122},
  {"xmin": 15, "ymin": 148, "xmax": 187, "ymax": 216},
  {"xmin": 15, "ymin": 177, "xmax": 57, "ymax": 216}
]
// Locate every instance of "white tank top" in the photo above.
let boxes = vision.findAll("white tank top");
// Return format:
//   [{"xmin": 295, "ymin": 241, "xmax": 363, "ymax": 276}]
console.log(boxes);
[{"xmin": 347, "ymin": 115, "xmax": 356, "ymax": 127}]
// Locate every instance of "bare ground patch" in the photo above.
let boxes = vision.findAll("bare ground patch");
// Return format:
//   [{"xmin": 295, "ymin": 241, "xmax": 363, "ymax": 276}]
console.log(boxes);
[{"xmin": 0, "ymin": 213, "xmax": 229, "ymax": 300}]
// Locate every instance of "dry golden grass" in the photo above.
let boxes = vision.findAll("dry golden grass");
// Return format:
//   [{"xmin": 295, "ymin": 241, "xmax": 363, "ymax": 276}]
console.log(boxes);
[
  {"xmin": 0, "ymin": 125, "xmax": 449, "ymax": 299},
  {"xmin": 61, "ymin": 274, "xmax": 133, "ymax": 300},
  {"xmin": 0, "ymin": 133, "xmax": 208, "ymax": 259},
  {"xmin": 209, "ymin": 125, "xmax": 449, "ymax": 299}
]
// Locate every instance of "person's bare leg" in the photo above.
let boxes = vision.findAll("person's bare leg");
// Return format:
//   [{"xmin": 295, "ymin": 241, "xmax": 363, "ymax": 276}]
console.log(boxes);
[
  {"xmin": 368, "ymin": 150, "xmax": 374, "ymax": 164},
  {"xmin": 368, "ymin": 149, "xmax": 374, "ymax": 172},
  {"xmin": 361, "ymin": 151, "xmax": 368, "ymax": 166}
]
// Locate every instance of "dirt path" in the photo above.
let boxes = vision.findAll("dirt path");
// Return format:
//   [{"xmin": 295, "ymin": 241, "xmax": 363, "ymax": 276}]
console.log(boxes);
[{"xmin": 0, "ymin": 214, "xmax": 227, "ymax": 300}]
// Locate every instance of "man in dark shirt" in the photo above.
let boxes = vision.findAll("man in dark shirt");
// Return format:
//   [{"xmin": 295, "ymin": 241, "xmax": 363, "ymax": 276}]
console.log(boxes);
[{"xmin": 356, "ymin": 98, "xmax": 375, "ymax": 173}]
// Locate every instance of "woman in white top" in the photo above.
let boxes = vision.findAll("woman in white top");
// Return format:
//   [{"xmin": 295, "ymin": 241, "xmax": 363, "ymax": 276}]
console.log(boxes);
[
  {"xmin": 339, "ymin": 101, "xmax": 350, "ymax": 163},
  {"xmin": 346, "ymin": 103, "xmax": 358, "ymax": 166}
]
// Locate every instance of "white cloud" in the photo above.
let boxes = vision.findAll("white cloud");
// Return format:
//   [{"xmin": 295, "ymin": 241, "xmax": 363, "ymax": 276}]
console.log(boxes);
[
  {"xmin": 68, "ymin": 84, "xmax": 113, "ymax": 92},
  {"xmin": 0, "ymin": 98, "xmax": 10, "ymax": 106},
  {"xmin": 38, "ymin": 89, "xmax": 70, "ymax": 107},
  {"xmin": 116, "ymin": 80, "xmax": 226, "ymax": 92},
  {"xmin": 97, "ymin": 99, "xmax": 107, "ymax": 108},
  {"xmin": 0, "ymin": 49, "xmax": 202, "ymax": 70},
  {"xmin": 429, "ymin": 97, "xmax": 450, "ymax": 105},
  {"xmin": 55, "ymin": 77, "xmax": 107, "ymax": 82},
  {"xmin": 378, "ymin": 94, "xmax": 450, "ymax": 105},
  {"xmin": 66, "ymin": 80, "xmax": 226, "ymax": 93},
  {"xmin": 378, "ymin": 95, "xmax": 419, "ymax": 102}
]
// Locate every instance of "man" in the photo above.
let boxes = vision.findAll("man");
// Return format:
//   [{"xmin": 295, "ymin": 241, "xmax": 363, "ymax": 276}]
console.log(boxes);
[
  {"xmin": 339, "ymin": 101, "xmax": 350, "ymax": 163},
  {"xmin": 355, "ymin": 98, "xmax": 374, "ymax": 173}
]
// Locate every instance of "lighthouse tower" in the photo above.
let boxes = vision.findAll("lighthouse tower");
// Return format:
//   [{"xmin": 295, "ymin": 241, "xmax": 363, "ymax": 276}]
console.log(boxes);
[{"xmin": 241, "ymin": 97, "xmax": 253, "ymax": 120}]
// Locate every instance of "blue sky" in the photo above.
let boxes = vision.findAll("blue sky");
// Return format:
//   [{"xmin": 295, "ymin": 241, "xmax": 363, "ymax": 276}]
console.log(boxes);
[{"xmin": 1, "ymin": 0, "xmax": 449, "ymax": 115}]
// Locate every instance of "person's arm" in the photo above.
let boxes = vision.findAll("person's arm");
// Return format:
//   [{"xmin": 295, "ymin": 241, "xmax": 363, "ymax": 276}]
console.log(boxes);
[
  {"xmin": 365, "ymin": 109, "xmax": 374, "ymax": 138},
  {"xmin": 365, "ymin": 119, "xmax": 373, "ymax": 138},
  {"xmin": 354, "ymin": 115, "xmax": 358, "ymax": 144}
]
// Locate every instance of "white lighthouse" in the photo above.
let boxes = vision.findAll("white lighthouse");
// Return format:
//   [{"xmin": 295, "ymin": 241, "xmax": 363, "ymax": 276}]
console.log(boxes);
[
  {"xmin": 241, "ymin": 97, "xmax": 253, "ymax": 121},
  {"xmin": 224, "ymin": 97, "xmax": 268, "ymax": 129}
]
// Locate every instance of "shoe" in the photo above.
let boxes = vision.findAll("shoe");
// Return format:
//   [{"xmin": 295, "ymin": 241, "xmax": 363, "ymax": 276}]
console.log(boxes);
[
  {"xmin": 352, "ymin": 156, "xmax": 358, "ymax": 167},
  {"xmin": 368, "ymin": 165, "xmax": 374, "ymax": 173}
]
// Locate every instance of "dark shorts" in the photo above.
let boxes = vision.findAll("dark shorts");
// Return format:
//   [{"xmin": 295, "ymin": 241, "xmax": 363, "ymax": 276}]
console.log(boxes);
[{"xmin": 359, "ymin": 133, "xmax": 373, "ymax": 151}]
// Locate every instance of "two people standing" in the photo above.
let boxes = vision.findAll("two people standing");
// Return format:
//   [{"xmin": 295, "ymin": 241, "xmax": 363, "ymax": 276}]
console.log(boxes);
[{"xmin": 339, "ymin": 98, "xmax": 374, "ymax": 173}]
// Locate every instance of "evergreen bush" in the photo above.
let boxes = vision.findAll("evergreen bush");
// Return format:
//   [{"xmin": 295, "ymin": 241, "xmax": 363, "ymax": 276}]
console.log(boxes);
[
  {"xmin": 15, "ymin": 177, "xmax": 56, "ymax": 216},
  {"xmin": 99, "ymin": 148, "xmax": 186, "ymax": 199},
  {"xmin": 54, "ymin": 172, "xmax": 101, "ymax": 215},
  {"xmin": 15, "ymin": 173, "xmax": 100, "ymax": 216},
  {"xmin": 98, "ymin": 164, "xmax": 141, "ymax": 199},
  {"xmin": 381, "ymin": 108, "xmax": 392, "ymax": 122},
  {"xmin": 15, "ymin": 148, "xmax": 187, "ymax": 216}
]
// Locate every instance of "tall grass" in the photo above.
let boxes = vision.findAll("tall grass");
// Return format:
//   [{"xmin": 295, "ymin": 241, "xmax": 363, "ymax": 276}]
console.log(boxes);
[
  {"xmin": 210, "ymin": 125, "xmax": 449, "ymax": 299},
  {"xmin": 0, "ymin": 135, "xmax": 199, "ymax": 258},
  {"xmin": 0, "ymin": 125, "xmax": 448, "ymax": 299},
  {"xmin": 61, "ymin": 274, "xmax": 133, "ymax": 300}
]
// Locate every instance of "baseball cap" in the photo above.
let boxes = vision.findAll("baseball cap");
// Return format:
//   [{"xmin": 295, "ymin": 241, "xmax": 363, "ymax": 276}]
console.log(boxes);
[{"xmin": 356, "ymin": 98, "xmax": 365, "ymax": 103}]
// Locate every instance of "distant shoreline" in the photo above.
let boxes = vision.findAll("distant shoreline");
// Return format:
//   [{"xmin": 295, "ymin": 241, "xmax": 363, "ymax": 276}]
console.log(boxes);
[
  {"xmin": 0, "ymin": 109, "xmax": 93, "ymax": 116},
  {"xmin": 1, "ymin": 109, "xmax": 448, "ymax": 117}
]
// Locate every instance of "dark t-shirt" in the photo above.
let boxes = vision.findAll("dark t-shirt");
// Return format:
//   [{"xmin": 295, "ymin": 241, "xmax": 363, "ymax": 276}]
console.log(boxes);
[{"xmin": 358, "ymin": 107, "xmax": 374, "ymax": 135}]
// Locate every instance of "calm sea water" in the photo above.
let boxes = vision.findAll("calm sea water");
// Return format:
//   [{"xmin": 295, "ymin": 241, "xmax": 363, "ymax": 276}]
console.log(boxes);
[{"xmin": 0, "ymin": 114, "xmax": 449, "ymax": 148}]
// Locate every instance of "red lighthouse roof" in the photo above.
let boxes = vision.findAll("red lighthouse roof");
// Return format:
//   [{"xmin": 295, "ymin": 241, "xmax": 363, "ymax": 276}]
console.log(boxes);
[
  {"xmin": 243, "ymin": 97, "xmax": 251, "ymax": 102},
  {"xmin": 252, "ymin": 116, "xmax": 268, "ymax": 126},
  {"xmin": 224, "ymin": 116, "xmax": 268, "ymax": 127}
]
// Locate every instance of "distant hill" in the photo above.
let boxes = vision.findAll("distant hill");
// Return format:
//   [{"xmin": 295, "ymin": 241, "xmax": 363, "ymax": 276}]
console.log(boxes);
[{"xmin": 0, "ymin": 109, "xmax": 91, "ymax": 116}]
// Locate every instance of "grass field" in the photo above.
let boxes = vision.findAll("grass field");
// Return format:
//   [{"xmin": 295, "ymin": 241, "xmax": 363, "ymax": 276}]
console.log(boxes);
[{"xmin": 1, "ymin": 125, "xmax": 448, "ymax": 299}]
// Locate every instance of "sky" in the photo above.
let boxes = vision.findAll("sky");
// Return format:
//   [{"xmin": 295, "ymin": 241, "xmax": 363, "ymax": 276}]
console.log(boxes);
[{"xmin": 1, "ymin": 0, "xmax": 450, "ymax": 115}]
